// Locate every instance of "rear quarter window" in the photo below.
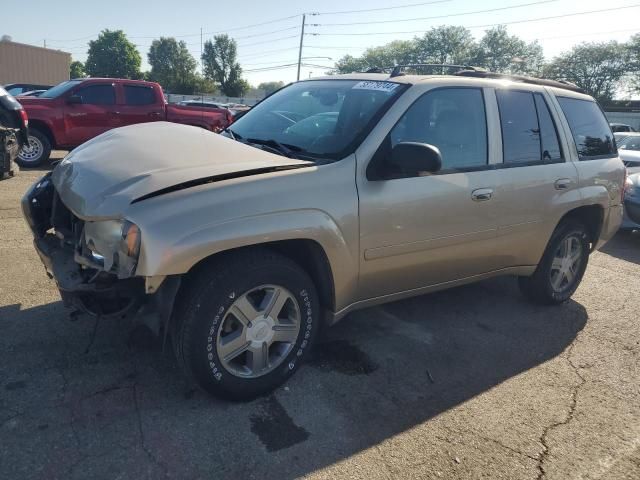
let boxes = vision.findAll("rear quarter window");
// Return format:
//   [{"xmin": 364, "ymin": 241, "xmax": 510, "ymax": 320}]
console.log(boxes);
[
  {"xmin": 557, "ymin": 97, "xmax": 616, "ymax": 160},
  {"xmin": 124, "ymin": 85, "xmax": 156, "ymax": 105}
]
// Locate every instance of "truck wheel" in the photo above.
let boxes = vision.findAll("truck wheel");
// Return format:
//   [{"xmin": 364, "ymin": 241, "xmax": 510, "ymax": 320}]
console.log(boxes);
[
  {"xmin": 518, "ymin": 219, "xmax": 590, "ymax": 305},
  {"xmin": 173, "ymin": 249, "xmax": 320, "ymax": 400},
  {"xmin": 17, "ymin": 129, "xmax": 51, "ymax": 167}
]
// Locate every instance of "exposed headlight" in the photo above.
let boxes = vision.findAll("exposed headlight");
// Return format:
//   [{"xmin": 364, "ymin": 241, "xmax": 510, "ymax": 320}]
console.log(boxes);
[{"xmin": 83, "ymin": 219, "xmax": 141, "ymax": 276}]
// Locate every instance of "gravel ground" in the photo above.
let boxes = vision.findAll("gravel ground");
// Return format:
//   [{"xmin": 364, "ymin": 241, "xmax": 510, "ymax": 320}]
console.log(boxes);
[{"xmin": 1, "ymin": 154, "xmax": 639, "ymax": 480}]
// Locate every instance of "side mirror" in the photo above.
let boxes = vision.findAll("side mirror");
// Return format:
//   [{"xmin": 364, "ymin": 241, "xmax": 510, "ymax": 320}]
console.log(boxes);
[
  {"xmin": 67, "ymin": 95, "xmax": 82, "ymax": 105},
  {"xmin": 388, "ymin": 142, "xmax": 442, "ymax": 175}
]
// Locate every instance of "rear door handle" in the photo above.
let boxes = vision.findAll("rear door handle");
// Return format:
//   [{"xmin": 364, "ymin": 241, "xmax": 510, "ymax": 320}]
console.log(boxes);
[
  {"xmin": 471, "ymin": 188, "xmax": 493, "ymax": 202},
  {"xmin": 554, "ymin": 178, "xmax": 573, "ymax": 190}
]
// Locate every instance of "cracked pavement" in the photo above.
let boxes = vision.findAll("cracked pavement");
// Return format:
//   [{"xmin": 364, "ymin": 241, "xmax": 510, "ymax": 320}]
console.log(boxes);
[{"xmin": 1, "ymin": 157, "xmax": 639, "ymax": 479}]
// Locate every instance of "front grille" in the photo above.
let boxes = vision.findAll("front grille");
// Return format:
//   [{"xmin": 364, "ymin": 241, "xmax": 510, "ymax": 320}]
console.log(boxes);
[{"xmin": 50, "ymin": 190, "xmax": 84, "ymax": 248}]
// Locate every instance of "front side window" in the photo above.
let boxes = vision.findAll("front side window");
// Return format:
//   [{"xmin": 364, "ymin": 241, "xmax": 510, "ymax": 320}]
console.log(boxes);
[
  {"xmin": 228, "ymin": 79, "xmax": 407, "ymax": 161},
  {"xmin": 75, "ymin": 84, "xmax": 115, "ymax": 105},
  {"xmin": 124, "ymin": 85, "xmax": 156, "ymax": 105},
  {"xmin": 389, "ymin": 87, "xmax": 488, "ymax": 170},
  {"xmin": 557, "ymin": 97, "xmax": 616, "ymax": 160},
  {"xmin": 496, "ymin": 90, "xmax": 562, "ymax": 164}
]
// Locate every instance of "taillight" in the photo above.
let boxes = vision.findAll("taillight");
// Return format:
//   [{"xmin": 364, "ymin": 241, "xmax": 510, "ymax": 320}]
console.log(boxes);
[{"xmin": 19, "ymin": 109, "xmax": 28, "ymax": 128}]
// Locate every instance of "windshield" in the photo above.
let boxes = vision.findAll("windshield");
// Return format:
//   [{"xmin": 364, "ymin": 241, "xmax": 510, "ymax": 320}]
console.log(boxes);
[
  {"xmin": 39, "ymin": 80, "xmax": 82, "ymax": 99},
  {"xmin": 229, "ymin": 79, "xmax": 406, "ymax": 160},
  {"xmin": 618, "ymin": 136, "xmax": 640, "ymax": 151}
]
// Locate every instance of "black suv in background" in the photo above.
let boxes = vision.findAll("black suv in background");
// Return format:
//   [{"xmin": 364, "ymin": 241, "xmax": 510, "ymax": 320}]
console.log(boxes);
[{"xmin": 0, "ymin": 86, "xmax": 28, "ymax": 178}]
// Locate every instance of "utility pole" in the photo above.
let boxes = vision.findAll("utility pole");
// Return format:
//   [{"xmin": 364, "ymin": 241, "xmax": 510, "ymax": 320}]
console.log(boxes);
[
  {"xmin": 296, "ymin": 14, "xmax": 306, "ymax": 81},
  {"xmin": 44, "ymin": 39, "xmax": 46, "ymax": 48}
]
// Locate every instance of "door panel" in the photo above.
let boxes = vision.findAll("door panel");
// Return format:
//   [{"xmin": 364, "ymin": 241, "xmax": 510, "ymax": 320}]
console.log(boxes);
[
  {"xmin": 64, "ymin": 83, "xmax": 118, "ymax": 145},
  {"xmin": 358, "ymin": 170, "xmax": 502, "ymax": 299},
  {"xmin": 357, "ymin": 86, "xmax": 503, "ymax": 301}
]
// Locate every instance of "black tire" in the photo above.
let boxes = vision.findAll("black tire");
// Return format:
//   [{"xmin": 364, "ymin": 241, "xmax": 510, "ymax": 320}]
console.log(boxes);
[
  {"xmin": 518, "ymin": 219, "xmax": 590, "ymax": 305},
  {"xmin": 16, "ymin": 129, "xmax": 51, "ymax": 168},
  {"xmin": 172, "ymin": 248, "xmax": 320, "ymax": 400}
]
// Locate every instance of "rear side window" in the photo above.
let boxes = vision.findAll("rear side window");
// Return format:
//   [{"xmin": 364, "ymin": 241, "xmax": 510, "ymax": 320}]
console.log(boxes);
[
  {"xmin": 389, "ymin": 87, "xmax": 488, "ymax": 171},
  {"xmin": 124, "ymin": 85, "xmax": 156, "ymax": 105},
  {"xmin": 75, "ymin": 84, "xmax": 115, "ymax": 105},
  {"xmin": 496, "ymin": 90, "xmax": 562, "ymax": 164},
  {"xmin": 557, "ymin": 97, "xmax": 616, "ymax": 160}
]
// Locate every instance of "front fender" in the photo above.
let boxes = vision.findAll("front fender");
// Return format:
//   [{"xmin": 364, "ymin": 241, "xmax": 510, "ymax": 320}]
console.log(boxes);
[{"xmin": 137, "ymin": 209, "xmax": 359, "ymax": 312}]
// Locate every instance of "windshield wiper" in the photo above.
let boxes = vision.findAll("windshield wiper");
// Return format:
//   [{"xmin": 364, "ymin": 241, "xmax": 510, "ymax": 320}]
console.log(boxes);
[
  {"xmin": 223, "ymin": 127, "xmax": 241, "ymax": 140},
  {"xmin": 246, "ymin": 138, "xmax": 300, "ymax": 159}
]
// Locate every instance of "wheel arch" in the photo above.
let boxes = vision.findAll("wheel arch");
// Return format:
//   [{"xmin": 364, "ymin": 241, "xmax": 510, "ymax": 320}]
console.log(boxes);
[
  {"xmin": 27, "ymin": 120, "xmax": 56, "ymax": 148},
  {"xmin": 184, "ymin": 239, "xmax": 337, "ymax": 313},
  {"xmin": 557, "ymin": 204, "xmax": 604, "ymax": 250}
]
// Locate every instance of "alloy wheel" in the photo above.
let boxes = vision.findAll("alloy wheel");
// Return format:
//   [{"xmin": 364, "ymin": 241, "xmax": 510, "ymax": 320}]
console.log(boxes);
[
  {"xmin": 216, "ymin": 284, "xmax": 301, "ymax": 378},
  {"xmin": 550, "ymin": 234, "xmax": 583, "ymax": 293}
]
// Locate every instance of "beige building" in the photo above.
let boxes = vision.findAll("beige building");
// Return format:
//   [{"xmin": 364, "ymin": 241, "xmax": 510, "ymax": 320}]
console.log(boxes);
[{"xmin": 0, "ymin": 38, "xmax": 70, "ymax": 85}]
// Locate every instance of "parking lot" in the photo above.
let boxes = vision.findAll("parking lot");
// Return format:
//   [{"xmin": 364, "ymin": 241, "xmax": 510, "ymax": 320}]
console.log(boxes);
[{"xmin": 1, "ymin": 155, "xmax": 639, "ymax": 480}]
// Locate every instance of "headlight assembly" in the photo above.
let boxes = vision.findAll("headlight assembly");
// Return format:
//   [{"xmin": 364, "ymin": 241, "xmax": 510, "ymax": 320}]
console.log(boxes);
[{"xmin": 83, "ymin": 219, "xmax": 141, "ymax": 277}]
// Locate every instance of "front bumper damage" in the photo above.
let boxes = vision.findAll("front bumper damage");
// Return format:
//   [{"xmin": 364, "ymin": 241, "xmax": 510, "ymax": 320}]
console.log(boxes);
[{"xmin": 22, "ymin": 172, "xmax": 180, "ymax": 332}]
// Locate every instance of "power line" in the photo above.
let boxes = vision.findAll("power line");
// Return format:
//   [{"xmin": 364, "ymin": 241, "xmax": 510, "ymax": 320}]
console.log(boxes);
[
  {"xmin": 309, "ymin": 3, "xmax": 640, "ymax": 35},
  {"xmin": 238, "ymin": 46, "xmax": 300, "ymax": 59},
  {"xmin": 314, "ymin": 0, "xmax": 451, "ymax": 15},
  {"xmin": 311, "ymin": 0, "xmax": 556, "ymax": 26}
]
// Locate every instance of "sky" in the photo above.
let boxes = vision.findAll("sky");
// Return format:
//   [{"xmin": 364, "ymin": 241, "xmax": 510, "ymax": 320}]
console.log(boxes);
[{"xmin": 7, "ymin": 0, "xmax": 640, "ymax": 87}]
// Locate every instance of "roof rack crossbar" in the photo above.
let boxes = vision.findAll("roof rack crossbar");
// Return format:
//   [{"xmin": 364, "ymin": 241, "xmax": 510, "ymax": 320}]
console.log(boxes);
[{"xmin": 453, "ymin": 70, "xmax": 584, "ymax": 94}]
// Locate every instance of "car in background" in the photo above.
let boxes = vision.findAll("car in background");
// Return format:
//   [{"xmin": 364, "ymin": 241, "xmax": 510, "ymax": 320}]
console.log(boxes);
[
  {"xmin": 18, "ymin": 89, "xmax": 47, "ymax": 97},
  {"xmin": 178, "ymin": 100, "xmax": 228, "ymax": 109},
  {"xmin": 17, "ymin": 78, "xmax": 234, "ymax": 166},
  {"xmin": 617, "ymin": 134, "xmax": 640, "ymax": 171},
  {"xmin": 0, "ymin": 86, "xmax": 28, "ymax": 178},
  {"xmin": 4, "ymin": 83, "xmax": 52, "ymax": 96},
  {"xmin": 622, "ymin": 173, "xmax": 640, "ymax": 230},
  {"xmin": 610, "ymin": 123, "xmax": 636, "ymax": 133},
  {"xmin": 614, "ymin": 131, "xmax": 635, "ymax": 144}
]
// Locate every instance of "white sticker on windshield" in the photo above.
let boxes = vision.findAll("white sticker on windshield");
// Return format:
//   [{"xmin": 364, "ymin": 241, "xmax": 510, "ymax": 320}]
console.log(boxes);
[{"xmin": 352, "ymin": 81, "xmax": 399, "ymax": 93}]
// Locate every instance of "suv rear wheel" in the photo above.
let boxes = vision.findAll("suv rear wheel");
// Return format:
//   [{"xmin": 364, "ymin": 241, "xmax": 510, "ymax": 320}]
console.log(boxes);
[
  {"xmin": 173, "ymin": 249, "xmax": 320, "ymax": 400},
  {"xmin": 519, "ymin": 219, "xmax": 590, "ymax": 305},
  {"xmin": 17, "ymin": 129, "xmax": 51, "ymax": 167}
]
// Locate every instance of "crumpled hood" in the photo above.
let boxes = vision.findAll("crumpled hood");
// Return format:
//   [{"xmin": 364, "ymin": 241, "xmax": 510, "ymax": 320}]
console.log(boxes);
[{"xmin": 52, "ymin": 122, "xmax": 310, "ymax": 219}]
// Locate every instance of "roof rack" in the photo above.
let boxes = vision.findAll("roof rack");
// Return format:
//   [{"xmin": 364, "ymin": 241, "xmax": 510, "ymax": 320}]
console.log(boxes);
[
  {"xmin": 390, "ymin": 64, "xmax": 484, "ymax": 77},
  {"xmin": 453, "ymin": 70, "xmax": 584, "ymax": 93}
]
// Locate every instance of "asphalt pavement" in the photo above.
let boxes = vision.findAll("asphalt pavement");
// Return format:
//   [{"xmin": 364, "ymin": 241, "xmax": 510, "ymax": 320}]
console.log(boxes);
[{"xmin": 1, "ymin": 155, "xmax": 639, "ymax": 479}]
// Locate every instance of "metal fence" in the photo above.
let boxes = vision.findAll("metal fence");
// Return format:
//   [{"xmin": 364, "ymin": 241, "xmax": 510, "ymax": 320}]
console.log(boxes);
[
  {"xmin": 604, "ymin": 111, "xmax": 640, "ymax": 130},
  {"xmin": 165, "ymin": 93, "xmax": 263, "ymax": 106}
]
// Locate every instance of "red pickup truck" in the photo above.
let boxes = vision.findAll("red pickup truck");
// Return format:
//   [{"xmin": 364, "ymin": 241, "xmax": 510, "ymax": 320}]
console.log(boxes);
[{"xmin": 17, "ymin": 78, "xmax": 233, "ymax": 166}]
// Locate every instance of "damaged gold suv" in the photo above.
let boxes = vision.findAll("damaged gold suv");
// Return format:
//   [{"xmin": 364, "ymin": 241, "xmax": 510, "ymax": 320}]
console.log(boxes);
[{"xmin": 22, "ymin": 67, "xmax": 625, "ymax": 399}]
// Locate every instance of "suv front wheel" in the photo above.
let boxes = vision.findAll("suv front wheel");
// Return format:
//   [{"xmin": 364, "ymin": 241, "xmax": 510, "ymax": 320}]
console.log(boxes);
[
  {"xmin": 519, "ymin": 219, "xmax": 590, "ymax": 305},
  {"xmin": 173, "ymin": 249, "xmax": 320, "ymax": 400}
]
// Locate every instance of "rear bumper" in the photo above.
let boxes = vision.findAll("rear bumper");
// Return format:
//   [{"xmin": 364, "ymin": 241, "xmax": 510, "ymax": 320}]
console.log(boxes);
[{"xmin": 595, "ymin": 204, "xmax": 624, "ymax": 250}]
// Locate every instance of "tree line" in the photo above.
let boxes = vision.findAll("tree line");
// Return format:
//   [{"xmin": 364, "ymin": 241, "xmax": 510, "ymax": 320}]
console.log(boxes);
[
  {"xmin": 69, "ymin": 29, "xmax": 282, "ymax": 97},
  {"xmin": 333, "ymin": 25, "xmax": 640, "ymax": 103}
]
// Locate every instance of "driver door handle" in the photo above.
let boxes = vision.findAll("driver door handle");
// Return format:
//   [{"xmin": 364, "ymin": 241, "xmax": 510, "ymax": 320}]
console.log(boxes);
[{"xmin": 471, "ymin": 188, "xmax": 493, "ymax": 202}]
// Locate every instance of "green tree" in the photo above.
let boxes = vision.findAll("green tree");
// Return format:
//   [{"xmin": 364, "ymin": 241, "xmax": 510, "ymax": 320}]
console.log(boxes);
[
  {"xmin": 85, "ymin": 29, "xmax": 141, "ymax": 79},
  {"xmin": 414, "ymin": 26, "xmax": 475, "ymax": 66},
  {"xmin": 201, "ymin": 34, "xmax": 247, "ymax": 96},
  {"xmin": 257, "ymin": 81, "xmax": 284, "ymax": 95},
  {"xmin": 625, "ymin": 34, "xmax": 640, "ymax": 94},
  {"xmin": 148, "ymin": 37, "xmax": 198, "ymax": 93},
  {"xmin": 544, "ymin": 41, "xmax": 630, "ymax": 103},
  {"xmin": 69, "ymin": 60, "xmax": 86, "ymax": 78},
  {"xmin": 471, "ymin": 26, "xmax": 544, "ymax": 75},
  {"xmin": 334, "ymin": 40, "xmax": 415, "ymax": 73}
]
